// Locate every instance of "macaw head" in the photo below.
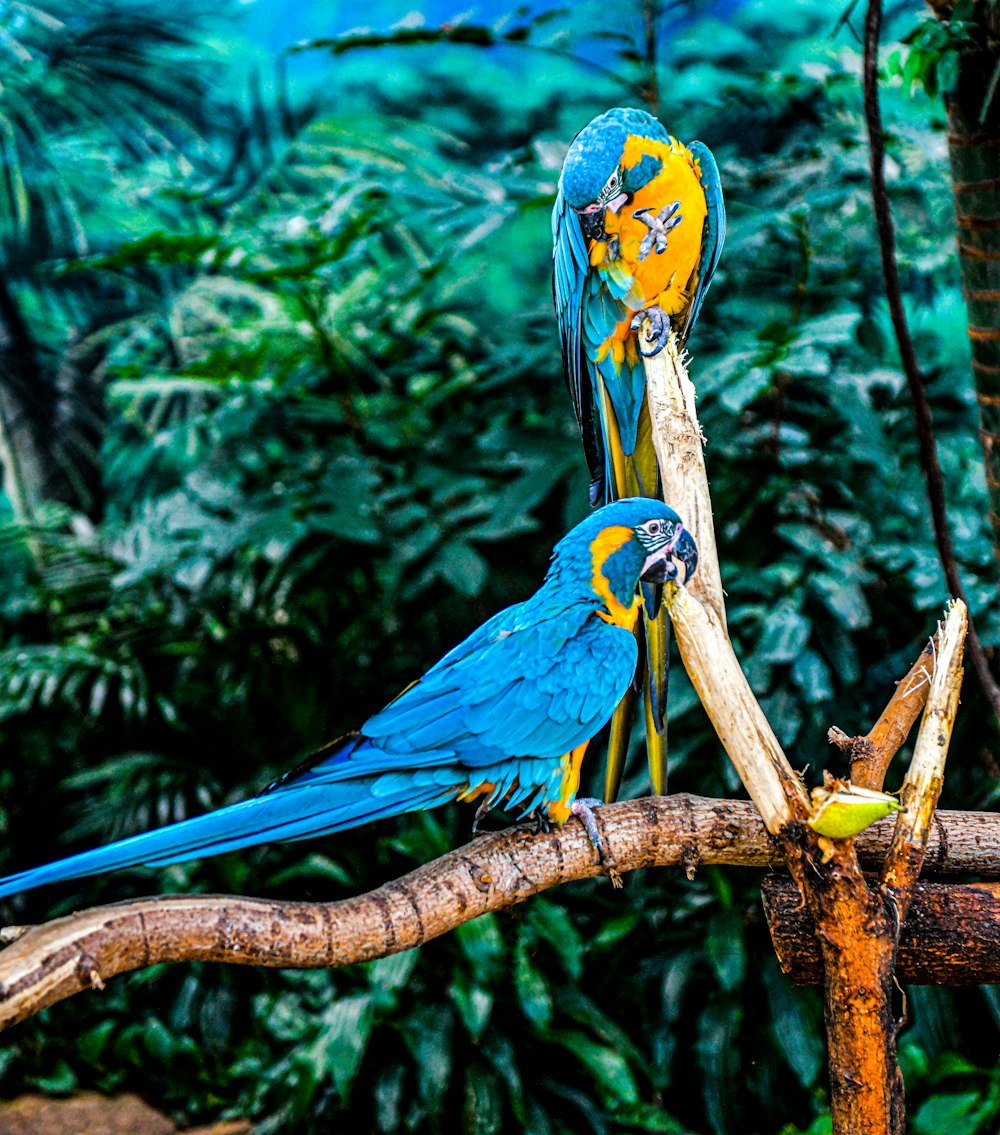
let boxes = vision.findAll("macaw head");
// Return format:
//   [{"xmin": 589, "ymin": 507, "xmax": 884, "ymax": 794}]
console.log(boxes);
[
  {"xmin": 551, "ymin": 498, "xmax": 698, "ymax": 620},
  {"xmin": 560, "ymin": 107, "xmax": 668, "ymax": 241}
]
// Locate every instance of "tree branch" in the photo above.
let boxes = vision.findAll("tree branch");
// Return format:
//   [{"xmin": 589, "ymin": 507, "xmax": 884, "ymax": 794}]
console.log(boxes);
[
  {"xmin": 3, "ymin": 794, "xmax": 1000, "ymax": 1032},
  {"xmin": 664, "ymin": 583, "xmax": 810, "ymax": 830},
  {"xmin": 640, "ymin": 329, "xmax": 808, "ymax": 831},
  {"xmin": 643, "ymin": 333, "xmax": 727, "ymax": 628},
  {"xmin": 765, "ymin": 876, "xmax": 1000, "ymax": 985},
  {"xmin": 881, "ymin": 600, "xmax": 967, "ymax": 914},
  {"xmin": 863, "ymin": 0, "xmax": 1000, "ymax": 723},
  {"xmin": 829, "ymin": 636, "xmax": 936, "ymax": 789}
]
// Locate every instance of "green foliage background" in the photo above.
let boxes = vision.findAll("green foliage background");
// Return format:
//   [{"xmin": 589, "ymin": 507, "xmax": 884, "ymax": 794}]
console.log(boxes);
[{"xmin": 0, "ymin": 1, "xmax": 998, "ymax": 1132}]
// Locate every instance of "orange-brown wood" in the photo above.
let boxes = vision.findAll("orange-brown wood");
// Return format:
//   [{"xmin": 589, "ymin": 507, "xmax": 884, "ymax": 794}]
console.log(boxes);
[{"xmin": 764, "ymin": 876, "xmax": 1000, "ymax": 986}]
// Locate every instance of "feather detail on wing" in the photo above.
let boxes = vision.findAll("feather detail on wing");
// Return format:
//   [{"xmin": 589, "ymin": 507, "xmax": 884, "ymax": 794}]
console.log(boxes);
[
  {"xmin": 553, "ymin": 185, "xmax": 589, "ymax": 427},
  {"xmin": 359, "ymin": 614, "xmax": 638, "ymax": 770},
  {"xmin": 680, "ymin": 141, "xmax": 726, "ymax": 340},
  {"xmin": 553, "ymin": 185, "xmax": 608, "ymax": 498}
]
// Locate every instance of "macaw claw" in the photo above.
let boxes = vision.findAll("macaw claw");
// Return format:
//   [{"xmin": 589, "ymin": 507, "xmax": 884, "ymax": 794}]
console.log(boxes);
[
  {"xmin": 572, "ymin": 797, "xmax": 623, "ymax": 887},
  {"xmin": 521, "ymin": 808, "xmax": 552, "ymax": 836},
  {"xmin": 630, "ymin": 305, "xmax": 671, "ymax": 356},
  {"xmin": 471, "ymin": 803, "xmax": 551, "ymax": 837},
  {"xmin": 634, "ymin": 201, "xmax": 681, "ymax": 260},
  {"xmin": 470, "ymin": 797, "xmax": 494, "ymax": 836}
]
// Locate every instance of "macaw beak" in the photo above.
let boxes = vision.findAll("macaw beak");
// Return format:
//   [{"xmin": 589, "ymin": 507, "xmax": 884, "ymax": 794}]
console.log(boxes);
[
  {"xmin": 673, "ymin": 527, "xmax": 698, "ymax": 582},
  {"xmin": 577, "ymin": 205, "xmax": 608, "ymax": 242},
  {"xmin": 640, "ymin": 526, "xmax": 699, "ymax": 585}
]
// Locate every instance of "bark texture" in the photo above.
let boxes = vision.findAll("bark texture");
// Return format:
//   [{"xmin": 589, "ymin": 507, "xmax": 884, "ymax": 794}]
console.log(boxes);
[
  {"xmin": 829, "ymin": 637, "xmax": 935, "ymax": 790},
  {"xmin": 2, "ymin": 795, "xmax": 998, "ymax": 1033},
  {"xmin": 765, "ymin": 876, "xmax": 1000, "ymax": 985}
]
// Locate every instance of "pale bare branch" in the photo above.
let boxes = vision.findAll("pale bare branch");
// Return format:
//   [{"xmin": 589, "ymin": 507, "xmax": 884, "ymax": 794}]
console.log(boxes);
[
  {"xmin": 642, "ymin": 330, "xmax": 727, "ymax": 627},
  {"xmin": 881, "ymin": 600, "xmax": 968, "ymax": 909}
]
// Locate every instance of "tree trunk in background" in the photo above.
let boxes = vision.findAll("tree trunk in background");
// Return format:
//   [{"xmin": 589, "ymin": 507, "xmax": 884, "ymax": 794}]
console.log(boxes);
[
  {"xmin": 948, "ymin": 102, "xmax": 1000, "ymax": 550},
  {"xmin": 0, "ymin": 280, "xmax": 105, "ymax": 523},
  {"xmin": 942, "ymin": 8, "xmax": 1000, "ymax": 561}
]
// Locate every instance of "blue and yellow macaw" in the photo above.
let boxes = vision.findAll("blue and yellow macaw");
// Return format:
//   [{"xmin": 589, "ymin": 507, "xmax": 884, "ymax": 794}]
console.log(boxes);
[
  {"xmin": 0, "ymin": 499, "xmax": 697, "ymax": 899},
  {"xmin": 552, "ymin": 106, "xmax": 725, "ymax": 802}
]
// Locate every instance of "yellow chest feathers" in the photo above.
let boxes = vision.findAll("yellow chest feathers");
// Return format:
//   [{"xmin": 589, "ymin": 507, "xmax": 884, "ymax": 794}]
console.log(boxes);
[{"xmin": 602, "ymin": 136, "xmax": 708, "ymax": 308}]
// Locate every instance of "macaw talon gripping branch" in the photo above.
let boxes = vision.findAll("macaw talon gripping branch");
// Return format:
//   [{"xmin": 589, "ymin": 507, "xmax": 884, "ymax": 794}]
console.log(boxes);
[
  {"xmin": 631, "ymin": 305, "xmax": 671, "ymax": 356},
  {"xmin": 571, "ymin": 797, "xmax": 622, "ymax": 886}
]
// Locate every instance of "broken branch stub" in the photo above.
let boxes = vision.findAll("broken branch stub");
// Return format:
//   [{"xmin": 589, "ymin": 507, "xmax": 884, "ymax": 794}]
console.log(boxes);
[{"xmin": 882, "ymin": 599, "xmax": 967, "ymax": 910}]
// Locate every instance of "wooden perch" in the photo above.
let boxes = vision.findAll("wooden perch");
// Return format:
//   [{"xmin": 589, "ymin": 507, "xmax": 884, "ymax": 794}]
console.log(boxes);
[
  {"xmin": 665, "ymin": 582, "xmax": 810, "ymax": 830},
  {"xmin": 1, "ymin": 795, "xmax": 999, "ymax": 1032},
  {"xmin": 765, "ymin": 875, "xmax": 1000, "ymax": 985},
  {"xmin": 639, "ymin": 317, "xmax": 971, "ymax": 1135},
  {"xmin": 772, "ymin": 600, "xmax": 967, "ymax": 1135},
  {"xmin": 881, "ymin": 600, "xmax": 967, "ymax": 910},
  {"xmin": 641, "ymin": 328, "xmax": 809, "ymax": 833},
  {"xmin": 643, "ymin": 332, "xmax": 727, "ymax": 627}
]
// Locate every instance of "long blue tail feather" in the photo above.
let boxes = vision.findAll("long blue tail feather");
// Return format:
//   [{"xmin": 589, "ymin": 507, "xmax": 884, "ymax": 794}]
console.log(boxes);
[{"xmin": 0, "ymin": 751, "xmax": 458, "ymax": 899}]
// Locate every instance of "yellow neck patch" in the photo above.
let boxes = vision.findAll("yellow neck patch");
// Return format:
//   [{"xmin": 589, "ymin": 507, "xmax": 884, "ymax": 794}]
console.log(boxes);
[{"xmin": 590, "ymin": 525, "xmax": 642, "ymax": 630}]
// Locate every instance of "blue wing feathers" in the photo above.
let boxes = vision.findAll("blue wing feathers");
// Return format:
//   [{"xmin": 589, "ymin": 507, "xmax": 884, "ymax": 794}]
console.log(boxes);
[
  {"xmin": 0, "ymin": 522, "xmax": 650, "ymax": 898},
  {"xmin": 682, "ymin": 141, "xmax": 726, "ymax": 338}
]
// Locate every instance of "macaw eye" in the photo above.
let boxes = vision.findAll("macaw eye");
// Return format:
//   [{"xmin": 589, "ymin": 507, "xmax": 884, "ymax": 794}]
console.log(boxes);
[
  {"xmin": 647, "ymin": 521, "xmax": 662, "ymax": 535},
  {"xmin": 597, "ymin": 169, "xmax": 624, "ymax": 205}
]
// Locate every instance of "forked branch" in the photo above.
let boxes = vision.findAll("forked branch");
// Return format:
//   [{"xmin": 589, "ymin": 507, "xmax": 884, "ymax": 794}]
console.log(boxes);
[{"xmin": 829, "ymin": 636, "xmax": 936, "ymax": 790}]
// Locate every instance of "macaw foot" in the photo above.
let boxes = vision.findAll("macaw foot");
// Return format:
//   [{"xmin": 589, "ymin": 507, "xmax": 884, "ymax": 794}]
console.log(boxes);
[
  {"xmin": 571, "ymin": 797, "xmax": 623, "ymax": 888},
  {"xmin": 606, "ymin": 235, "xmax": 621, "ymax": 261},
  {"xmin": 634, "ymin": 201, "xmax": 681, "ymax": 261},
  {"xmin": 630, "ymin": 305, "xmax": 670, "ymax": 357},
  {"xmin": 519, "ymin": 808, "xmax": 552, "ymax": 836},
  {"xmin": 470, "ymin": 797, "xmax": 496, "ymax": 836},
  {"xmin": 472, "ymin": 804, "xmax": 552, "ymax": 838}
]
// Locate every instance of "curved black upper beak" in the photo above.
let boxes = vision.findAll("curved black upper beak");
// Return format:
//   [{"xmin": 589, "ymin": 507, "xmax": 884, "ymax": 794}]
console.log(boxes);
[
  {"xmin": 673, "ymin": 527, "xmax": 698, "ymax": 582},
  {"xmin": 639, "ymin": 526, "xmax": 699, "ymax": 585}
]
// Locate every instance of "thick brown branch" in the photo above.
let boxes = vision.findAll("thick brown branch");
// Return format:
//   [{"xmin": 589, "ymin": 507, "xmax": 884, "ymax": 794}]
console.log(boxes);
[
  {"xmin": 2, "ymin": 797, "xmax": 1000, "ymax": 1032},
  {"xmin": 864, "ymin": 0, "xmax": 1000, "ymax": 723},
  {"xmin": 764, "ymin": 875, "xmax": 1000, "ymax": 985},
  {"xmin": 787, "ymin": 600, "xmax": 966, "ymax": 1135}
]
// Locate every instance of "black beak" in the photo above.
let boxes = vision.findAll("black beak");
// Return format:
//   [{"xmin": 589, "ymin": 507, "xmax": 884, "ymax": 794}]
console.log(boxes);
[
  {"xmin": 579, "ymin": 209, "xmax": 608, "ymax": 242},
  {"xmin": 639, "ymin": 556, "xmax": 674, "ymax": 585},
  {"xmin": 639, "ymin": 527, "xmax": 699, "ymax": 585},
  {"xmin": 674, "ymin": 527, "xmax": 699, "ymax": 582}
]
